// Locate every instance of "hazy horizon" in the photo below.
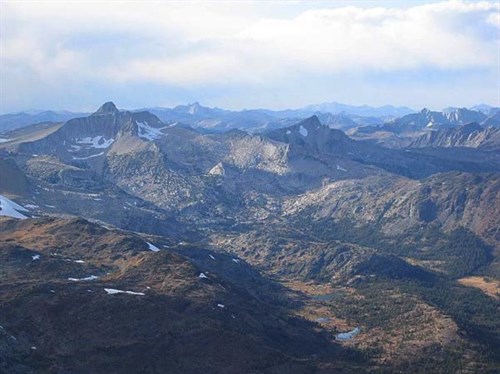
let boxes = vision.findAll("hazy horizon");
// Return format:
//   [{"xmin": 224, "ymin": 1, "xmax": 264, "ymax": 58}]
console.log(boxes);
[
  {"xmin": 2, "ymin": 99, "xmax": 500, "ymax": 117},
  {"xmin": 1, "ymin": 0, "xmax": 499, "ymax": 113}
]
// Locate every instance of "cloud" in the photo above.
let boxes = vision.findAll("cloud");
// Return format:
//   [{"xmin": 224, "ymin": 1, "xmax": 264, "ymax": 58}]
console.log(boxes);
[
  {"xmin": 239, "ymin": 1, "xmax": 499, "ymax": 72},
  {"xmin": 0, "ymin": 1, "xmax": 499, "ymax": 111}
]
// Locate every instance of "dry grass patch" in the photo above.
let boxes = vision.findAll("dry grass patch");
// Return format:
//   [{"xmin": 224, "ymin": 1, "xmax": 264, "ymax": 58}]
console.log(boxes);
[{"xmin": 457, "ymin": 276, "xmax": 500, "ymax": 300}]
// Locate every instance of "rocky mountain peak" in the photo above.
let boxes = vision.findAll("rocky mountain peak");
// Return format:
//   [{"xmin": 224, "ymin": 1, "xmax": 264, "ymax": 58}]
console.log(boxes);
[
  {"xmin": 444, "ymin": 108, "xmax": 486, "ymax": 125},
  {"xmin": 299, "ymin": 115, "xmax": 322, "ymax": 129},
  {"xmin": 172, "ymin": 102, "xmax": 212, "ymax": 116},
  {"xmin": 288, "ymin": 115, "xmax": 325, "ymax": 138},
  {"xmin": 187, "ymin": 102, "xmax": 202, "ymax": 114},
  {"xmin": 93, "ymin": 102, "xmax": 119, "ymax": 116},
  {"xmin": 264, "ymin": 115, "xmax": 353, "ymax": 158}
]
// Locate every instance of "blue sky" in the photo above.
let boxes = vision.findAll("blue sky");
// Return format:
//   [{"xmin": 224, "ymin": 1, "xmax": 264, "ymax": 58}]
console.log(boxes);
[{"xmin": 1, "ymin": 0, "xmax": 499, "ymax": 113}]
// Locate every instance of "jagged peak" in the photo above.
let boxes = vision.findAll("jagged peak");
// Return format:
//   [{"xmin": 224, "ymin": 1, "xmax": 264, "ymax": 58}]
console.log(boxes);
[
  {"xmin": 296, "ymin": 115, "xmax": 322, "ymax": 130},
  {"xmin": 270, "ymin": 115, "xmax": 333, "ymax": 138},
  {"xmin": 93, "ymin": 102, "xmax": 119, "ymax": 116},
  {"xmin": 186, "ymin": 102, "xmax": 204, "ymax": 115},
  {"xmin": 172, "ymin": 101, "xmax": 208, "ymax": 115}
]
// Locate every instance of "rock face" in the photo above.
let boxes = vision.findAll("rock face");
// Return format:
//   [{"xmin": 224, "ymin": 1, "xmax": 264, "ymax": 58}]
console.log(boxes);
[
  {"xmin": 0, "ymin": 158, "xmax": 29, "ymax": 196},
  {"xmin": 483, "ymin": 110, "xmax": 500, "ymax": 127},
  {"xmin": 208, "ymin": 162, "xmax": 225, "ymax": 176},
  {"xmin": 408, "ymin": 123, "xmax": 500, "ymax": 151},
  {"xmin": 443, "ymin": 108, "xmax": 488, "ymax": 126},
  {"xmin": 280, "ymin": 172, "xmax": 500, "ymax": 247},
  {"xmin": 266, "ymin": 115, "xmax": 354, "ymax": 155}
]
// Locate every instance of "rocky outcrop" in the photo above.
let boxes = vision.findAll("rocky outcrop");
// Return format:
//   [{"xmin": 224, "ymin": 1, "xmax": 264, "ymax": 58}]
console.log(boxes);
[{"xmin": 408, "ymin": 123, "xmax": 500, "ymax": 150}]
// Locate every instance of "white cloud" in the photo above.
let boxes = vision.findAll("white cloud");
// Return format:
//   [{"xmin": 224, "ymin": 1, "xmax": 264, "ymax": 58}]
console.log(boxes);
[
  {"xmin": 0, "ymin": 1, "xmax": 499, "ymax": 111},
  {"xmin": 237, "ymin": 1, "xmax": 499, "ymax": 72}
]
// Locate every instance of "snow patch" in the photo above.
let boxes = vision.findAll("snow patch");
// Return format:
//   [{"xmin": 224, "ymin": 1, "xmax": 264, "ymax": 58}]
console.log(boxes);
[
  {"xmin": 336, "ymin": 327, "xmax": 360, "ymax": 341},
  {"xmin": 32, "ymin": 254, "xmax": 40, "ymax": 260},
  {"xmin": 217, "ymin": 304, "xmax": 225, "ymax": 308},
  {"xmin": 69, "ymin": 145, "xmax": 82, "ymax": 152},
  {"xmin": 104, "ymin": 288, "xmax": 145, "ymax": 296},
  {"xmin": 0, "ymin": 138, "xmax": 10, "ymax": 143},
  {"xmin": 199, "ymin": 273, "xmax": 208, "ymax": 279},
  {"xmin": 137, "ymin": 122, "xmax": 164, "ymax": 141},
  {"xmin": 72, "ymin": 152, "xmax": 104, "ymax": 160},
  {"xmin": 0, "ymin": 195, "xmax": 28, "ymax": 219},
  {"xmin": 64, "ymin": 258, "xmax": 85, "ymax": 264},
  {"xmin": 75, "ymin": 136, "xmax": 114, "ymax": 149},
  {"xmin": 336, "ymin": 165, "xmax": 347, "ymax": 172},
  {"xmin": 68, "ymin": 275, "xmax": 99, "ymax": 281},
  {"xmin": 232, "ymin": 258, "xmax": 240, "ymax": 264},
  {"xmin": 299, "ymin": 125, "xmax": 308, "ymax": 137},
  {"xmin": 146, "ymin": 242, "xmax": 160, "ymax": 252},
  {"xmin": 209, "ymin": 254, "xmax": 216, "ymax": 260},
  {"xmin": 24, "ymin": 204, "xmax": 39, "ymax": 209}
]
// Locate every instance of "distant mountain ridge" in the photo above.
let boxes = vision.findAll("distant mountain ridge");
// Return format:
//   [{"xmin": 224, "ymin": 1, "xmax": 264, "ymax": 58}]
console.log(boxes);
[
  {"xmin": 0, "ymin": 110, "xmax": 88, "ymax": 133},
  {"xmin": 141, "ymin": 101, "xmax": 415, "ymax": 132},
  {"xmin": 299, "ymin": 102, "xmax": 414, "ymax": 117},
  {"xmin": 348, "ymin": 106, "xmax": 500, "ymax": 147},
  {"xmin": 387, "ymin": 107, "xmax": 494, "ymax": 131},
  {"xmin": 3, "ymin": 101, "xmax": 499, "ymax": 141},
  {"xmin": 408, "ymin": 123, "xmax": 500, "ymax": 151}
]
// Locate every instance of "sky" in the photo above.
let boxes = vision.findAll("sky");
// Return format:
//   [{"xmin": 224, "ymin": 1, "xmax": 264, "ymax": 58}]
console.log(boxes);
[{"xmin": 0, "ymin": 0, "xmax": 499, "ymax": 113}]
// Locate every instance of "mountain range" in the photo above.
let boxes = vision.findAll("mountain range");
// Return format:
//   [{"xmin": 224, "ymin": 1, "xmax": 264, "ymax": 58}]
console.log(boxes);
[
  {"xmin": 0, "ymin": 110, "xmax": 89, "ymax": 134},
  {"xmin": 3, "ymin": 101, "xmax": 499, "ymax": 137},
  {"xmin": 0, "ymin": 102, "xmax": 499, "ymax": 372}
]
